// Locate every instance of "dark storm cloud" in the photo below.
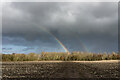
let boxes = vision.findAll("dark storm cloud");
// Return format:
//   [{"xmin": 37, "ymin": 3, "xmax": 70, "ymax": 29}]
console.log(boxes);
[{"xmin": 2, "ymin": 2, "xmax": 118, "ymax": 52}]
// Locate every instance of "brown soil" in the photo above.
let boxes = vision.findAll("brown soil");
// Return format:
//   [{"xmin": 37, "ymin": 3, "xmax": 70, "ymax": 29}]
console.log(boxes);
[{"xmin": 2, "ymin": 60, "xmax": 120, "ymax": 79}]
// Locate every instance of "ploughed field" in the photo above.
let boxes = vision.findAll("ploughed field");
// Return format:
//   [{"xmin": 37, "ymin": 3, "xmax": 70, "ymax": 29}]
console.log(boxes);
[{"xmin": 2, "ymin": 60, "xmax": 120, "ymax": 79}]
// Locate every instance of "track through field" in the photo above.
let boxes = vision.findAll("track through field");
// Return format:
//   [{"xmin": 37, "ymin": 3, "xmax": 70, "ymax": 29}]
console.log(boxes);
[{"xmin": 2, "ymin": 60, "xmax": 120, "ymax": 79}]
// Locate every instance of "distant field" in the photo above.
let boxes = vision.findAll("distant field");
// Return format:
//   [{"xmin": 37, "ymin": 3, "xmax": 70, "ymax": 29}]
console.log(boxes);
[{"xmin": 2, "ymin": 60, "xmax": 120, "ymax": 79}]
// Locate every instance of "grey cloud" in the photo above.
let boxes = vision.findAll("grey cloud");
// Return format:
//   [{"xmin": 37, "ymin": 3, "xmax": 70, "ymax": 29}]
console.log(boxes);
[
  {"xmin": 22, "ymin": 47, "xmax": 34, "ymax": 51},
  {"xmin": 2, "ymin": 2, "xmax": 118, "ymax": 52},
  {"xmin": 2, "ymin": 48, "xmax": 12, "ymax": 50}
]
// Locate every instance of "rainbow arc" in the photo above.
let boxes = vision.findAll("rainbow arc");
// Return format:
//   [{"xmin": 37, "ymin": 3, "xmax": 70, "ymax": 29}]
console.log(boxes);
[
  {"xmin": 55, "ymin": 37, "xmax": 70, "ymax": 54},
  {"xmin": 31, "ymin": 23, "xmax": 87, "ymax": 54}
]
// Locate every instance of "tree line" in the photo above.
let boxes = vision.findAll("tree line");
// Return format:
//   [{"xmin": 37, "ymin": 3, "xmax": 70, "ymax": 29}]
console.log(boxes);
[{"xmin": 2, "ymin": 51, "xmax": 120, "ymax": 61}]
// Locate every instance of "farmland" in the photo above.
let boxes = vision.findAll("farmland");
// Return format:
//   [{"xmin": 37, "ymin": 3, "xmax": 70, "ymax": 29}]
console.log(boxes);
[{"xmin": 2, "ymin": 60, "xmax": 120, "ymax": 79}]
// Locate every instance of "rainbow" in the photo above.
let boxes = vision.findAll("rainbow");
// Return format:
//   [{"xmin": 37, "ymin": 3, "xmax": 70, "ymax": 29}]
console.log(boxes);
[
  {"xmin": 49, "ymin": 32, "xmax": 70, "ymax": 54},
  {"xmin": 54, "ymin": 37, "xmax": 70, "ymax": 54},
  {"xmin": 30, "ymin": 23, "xmax": 88, "ymax": 53},
  {"xmin": 38, "ymin": 27, "xmax": 70, "ymax": 54}
]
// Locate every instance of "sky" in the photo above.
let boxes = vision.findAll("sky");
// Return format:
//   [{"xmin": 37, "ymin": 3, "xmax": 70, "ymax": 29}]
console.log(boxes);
[{"xmin": 2, "ymin": 2, "xmax": 118, "ymax": 54}]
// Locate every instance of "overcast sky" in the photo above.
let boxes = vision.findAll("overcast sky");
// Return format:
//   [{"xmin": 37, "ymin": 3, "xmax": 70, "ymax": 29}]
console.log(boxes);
[{"xmin": 2, "ymin": 2, "xmax": 118, "ymax": 54}]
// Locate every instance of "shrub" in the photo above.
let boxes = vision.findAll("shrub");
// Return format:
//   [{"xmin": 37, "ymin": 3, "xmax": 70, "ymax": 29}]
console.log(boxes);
[{"xmin": 2, "ymin": 51, "xmax": 120, "ymax": 61}]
